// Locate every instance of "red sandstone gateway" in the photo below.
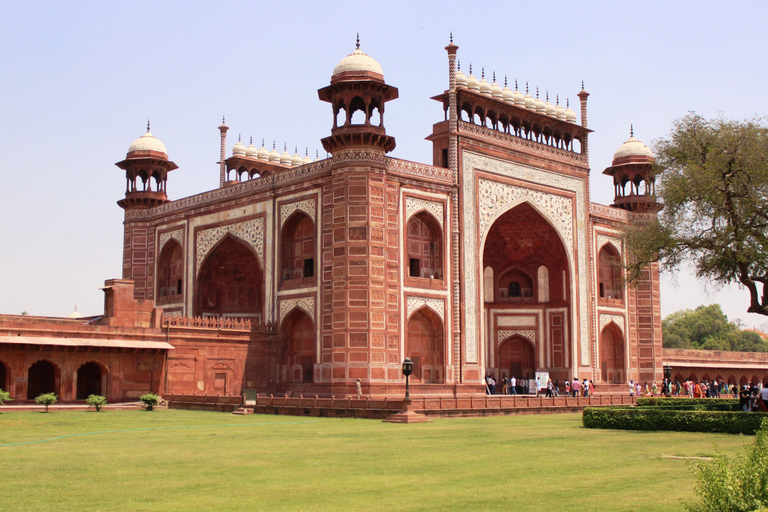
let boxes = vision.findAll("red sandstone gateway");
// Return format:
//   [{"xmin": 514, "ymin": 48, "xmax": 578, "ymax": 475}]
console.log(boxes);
[{"xmin": 2, "ymin": 38, "xmax": 764, "ymax": 404}]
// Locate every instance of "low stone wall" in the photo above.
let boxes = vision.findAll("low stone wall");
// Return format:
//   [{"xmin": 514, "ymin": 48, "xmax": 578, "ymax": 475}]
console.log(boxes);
[
  {"xmin": 249, "ymin": 394, "xmax": 636, "ymax": 419},
  {"xmin": 166, "ymin": 394, "xmax": 243, "ymax": 413}
]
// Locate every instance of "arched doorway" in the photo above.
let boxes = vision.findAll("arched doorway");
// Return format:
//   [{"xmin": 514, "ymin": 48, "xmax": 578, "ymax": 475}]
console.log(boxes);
[
  {"xmin": 27, "ymin": 360, "xmax": 58, "ymax": 399},
  {"xmin": 0, "ymin": 360, "xmax": 7, "ymax": 391},
  {"xmin": 600, "ymin": 323, "xmax": 625, "ymax": 384},
  {"xmin": 281, "ymin": 308, "xmax": 315, "ymax": 383},
  {"xmin": 406, "ymin": 212, "xmax": 443, "ymax": 280},
  {"xmin": 498, "ymin": 336, "xmax": 535, "ymax": 381},
  {"xmin": 196, "ymin": 236, "xmax": 263, "ymax": 319},
  {"xmin": 406, "ymin": 307, "xmax": 444, "ymax": 383},
  {"xmin": 157, "ymin": 239, "xmax": 183, "ymax": 302},
  {"xmin": 597, "ymin": 244, "xmax": 623, "ymax": 302},
  {"xmin": 76, "ymin": 362, "xmax": 104, "ymax": 399}
]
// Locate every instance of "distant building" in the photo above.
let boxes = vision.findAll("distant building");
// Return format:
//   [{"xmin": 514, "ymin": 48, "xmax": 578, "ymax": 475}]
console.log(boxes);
[{"xmin": 7, "ymin": 38, "xmax": 751, "ymax": 403}]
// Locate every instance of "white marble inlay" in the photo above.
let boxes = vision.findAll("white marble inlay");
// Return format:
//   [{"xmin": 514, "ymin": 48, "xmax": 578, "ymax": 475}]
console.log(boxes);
[
  {"xmin": 279, "ymin": 296, "xmax": 316, "ymax": 326},
  {"xmin": 406, "ymin": 296, "xmax": 445, "ymax": 323},
  {"xmin": 280, "ymin": 199, "xmax": 316, "ymax": 229},
  {"xmin": 405, "ymin": 197, "xmax": 444, "ymax": 230}
]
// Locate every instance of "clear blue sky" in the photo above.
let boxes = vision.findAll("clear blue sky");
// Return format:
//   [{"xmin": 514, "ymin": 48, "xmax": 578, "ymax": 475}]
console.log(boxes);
[{"xmin": 1, "ymin": 1, "xmax": 765, "ymax": 329}]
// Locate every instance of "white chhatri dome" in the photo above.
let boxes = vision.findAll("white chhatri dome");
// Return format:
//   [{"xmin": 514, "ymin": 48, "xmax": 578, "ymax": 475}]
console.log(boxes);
[
  {"xmin": 257, "ymin": 140, "xmax": 269, "ymax": 160},
  {"xmin": 613, "ymin": 130, "xmax": 654, "ymax": 160},
  {"xmin": 232, "ymin": 138, "xmax": 246, "ymax": 157},
  {"xmin": 128, "ymin": 129, "xmax": 167, "ymax": 155},
  {"xmin": 466, "ymin": 66, "xmax": 480, "ymax": 91},
  {"xmin": 455, "ymin": 64, "xmax": 467, "ymax": 88},
  {"xmin": 245, "ymin": 138, "xmax": 258, "ymax": 158},
  {"xmin": 565, "ymin": 101, "xmax": 577, "ymax": 123},
  {"xmin": 332, "ymin": 38, "xmax": 384, "ymax": 78},
  {"xmin": 491, "ymin": 74, "xmax": 503, "ymax": 99}
]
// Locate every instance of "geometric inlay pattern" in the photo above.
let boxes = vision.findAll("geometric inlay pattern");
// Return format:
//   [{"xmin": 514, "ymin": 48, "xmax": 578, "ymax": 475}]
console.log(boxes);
[
  {"xmin": 195, "ymin": 218, "xmax": 264, "ymax": 275},
  {"xmin": 497, "ymin": 329, "xmax": 536, "ymax": 345},
  {"xmin": 406, "ymin": 296, "xmax": 445, "ymax": 324},
  {"xmin": 596, "ymin": 234, "xmax": 622, "ymax": 258},
  {"xmin": 405, "ymin": 197, "xmax": 444, "ymax": 230},
  {"xmin": 599, "ymin": 313, "xmax": 625, "ymax": 336},
  {"xmin": 159, "ymin": 228, "xmax": 183, "ymax": 253},
  {"xmin": 279, "ymin": 296, "xmax": 316, "ymax": 326},
  {"xmin": 280, "ymin": 199, "xmax": 316, "ymax": 229}
]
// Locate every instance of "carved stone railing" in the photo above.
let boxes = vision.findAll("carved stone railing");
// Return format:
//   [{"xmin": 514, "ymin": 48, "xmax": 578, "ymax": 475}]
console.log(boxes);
[
  {"xmin": 126, "ymin": 159, "xmax": 331, "ymax": 220},
  {"xmin": 458, "ymin": 121, "xmax": 589, "ymax": 167},
  {"xmin": 162, "ymin": 313, "xmax": 275, "ymax": 332}
]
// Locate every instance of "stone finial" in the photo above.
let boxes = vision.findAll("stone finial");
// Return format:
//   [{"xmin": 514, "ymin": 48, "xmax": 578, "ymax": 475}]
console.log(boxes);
[{"xmin": 356, "ymin": 33, "xmax": 360, "ymax": 49}]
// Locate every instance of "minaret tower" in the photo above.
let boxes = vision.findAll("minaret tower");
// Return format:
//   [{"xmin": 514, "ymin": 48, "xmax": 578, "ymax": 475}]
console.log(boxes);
[
  {"xmin": 115, "ymin": 124, "xmax": 178, "ymax": 301},
  {"xmin": 314, "ymin": 37, "xmax": 401, "ymax": 395},
  {"xmin": 602, "ymin": 127, "xmax": 662, "ymax": 212},
  {"xmin": 218, "ymin": 117, "xmax": 229, "ymax": 188},
  {"xmin": 116, "ymin": 123, "xmax": 178, "ymax": 209}
]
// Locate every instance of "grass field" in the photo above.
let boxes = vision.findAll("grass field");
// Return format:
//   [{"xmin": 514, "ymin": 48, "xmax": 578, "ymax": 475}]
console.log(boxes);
[{"xmin": 0, "ymin": 409, "xmax": 749, "ymax": 511}]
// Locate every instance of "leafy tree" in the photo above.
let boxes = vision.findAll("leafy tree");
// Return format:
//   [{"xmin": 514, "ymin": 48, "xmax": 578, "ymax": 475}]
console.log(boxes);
[
  {"xmin": 626, "ymin": 114, "xmax": 768, "ymax": 317},
  {"xmin": 140, "ymin": 393, "xmax": 160, "ymax": 411},
  {"xmin": 86, "ymin": 394, "xmax": 107, "ymax": 412},
  {"xmin": 35, "ymin": 392, "xmax": 58, "ymax": 413},
  {"xmin": 687, "ymin": 419, "xmax": 768, "ymax": 512},
  {"xmin": 0, "ymin": 389, "xmax": 11, "ymax": 405},
  {"xmin": 662, "ymin": 304, "xmax": 768, "ymax": 352}
]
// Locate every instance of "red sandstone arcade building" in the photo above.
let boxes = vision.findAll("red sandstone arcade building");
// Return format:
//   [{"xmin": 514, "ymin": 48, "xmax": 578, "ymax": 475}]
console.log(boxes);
[{"xmin": 1, "ymin": 39, "xmax": 700, "ymax": 403}]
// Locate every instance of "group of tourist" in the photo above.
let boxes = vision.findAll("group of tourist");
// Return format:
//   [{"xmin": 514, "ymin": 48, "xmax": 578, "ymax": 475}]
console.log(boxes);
[
  {"xmin": 627, "ymin": 377, "xmax": 768, "ymax": 412},
  {"xmin": 484, "ymin": 375, "xmax": 597, "ymax": 397},
  {"xmin": 739, "ymin": 382, "xmax": 768, "ymax": 412},
  {"xmin": 563, "ymin": 378, "xmax": 595, "ymax": 397},
  {"xmin": 486, "ymin": 375, "xmax": 529, "ymax": 395}
]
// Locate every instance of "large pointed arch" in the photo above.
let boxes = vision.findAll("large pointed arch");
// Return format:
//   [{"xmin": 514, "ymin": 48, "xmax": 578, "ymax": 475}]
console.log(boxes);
[
  {"xmin": 195, "ymin": 235, "xmax": 263, "ymax": 319},
  {"xmin": 406, "ymin": 306, "xmax": 445, "ymax": 384},
  {"xmin": 599, "ymin": 322, "xmax": 625, "ymax": 384}
]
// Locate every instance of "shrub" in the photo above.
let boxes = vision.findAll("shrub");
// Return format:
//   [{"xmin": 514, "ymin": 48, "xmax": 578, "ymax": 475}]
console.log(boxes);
[
  {"xmin": 687, "ymin": 419, "xmax": 768, "ymax": 511},
  {"xmin": 583, "ymin": 407, "xmax": 768, "ymax": 435},
  {"xmin": 637, "ymin": 397, "xmax": 739, "ymax": 409},
  {"xmin": 0, "ymin": 389, "xmax": 11, "ymax": 405},
  {"xmin": 35, "ymin": 392, "xmax": 58, "ymax": 413},
  {"xmin": 140, "ymin": 393, "xmax": 160, "ymax": 411},
  {"xmin": 86, "ymin": 395, "xmax": 107, "ymax": 412}
]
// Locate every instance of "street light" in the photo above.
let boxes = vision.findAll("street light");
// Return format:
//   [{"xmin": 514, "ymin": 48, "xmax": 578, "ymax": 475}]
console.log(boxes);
[
  {"xmin": 402, "ymin": 357, "xmax": 413, "ymax": 399},
  {"xmin": 663, "ymin": 364, "xmax": 672, "ymax": 381}
]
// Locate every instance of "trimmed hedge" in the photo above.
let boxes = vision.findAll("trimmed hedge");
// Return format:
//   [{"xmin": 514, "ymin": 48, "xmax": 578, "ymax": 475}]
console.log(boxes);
[
  {"xmin": 583, "ymin": 407, "xmax": 768, "ymax": 435},
  {"xmin": 636, "ymin": 397, "xmax": 738, "ymax": 408}
]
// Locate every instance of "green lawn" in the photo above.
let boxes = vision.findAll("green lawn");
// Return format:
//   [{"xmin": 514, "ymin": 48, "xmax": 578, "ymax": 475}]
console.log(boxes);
[{"xmin": 0, "ymin": 409, "xmax": 749, "ymax": 511}]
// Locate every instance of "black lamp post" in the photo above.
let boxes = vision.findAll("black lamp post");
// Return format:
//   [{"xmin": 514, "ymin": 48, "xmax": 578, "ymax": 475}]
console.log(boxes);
[
  {"xmin": 402, "ymin": 357, "xmax": 413, "ymax": 399},
  {"xmin": 663, "ymin": 364, "xmax": 672, "ymax": 381}
]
